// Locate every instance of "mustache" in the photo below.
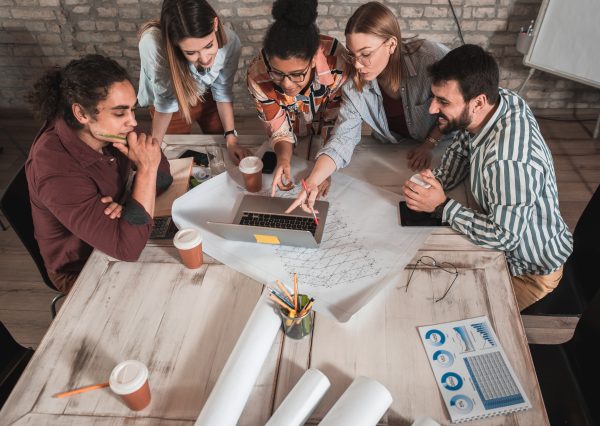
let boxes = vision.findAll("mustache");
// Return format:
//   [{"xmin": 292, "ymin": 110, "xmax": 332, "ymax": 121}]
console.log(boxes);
[{"xmin": 437, "ymin": 112, "xmax": 449, "ymax": 121}]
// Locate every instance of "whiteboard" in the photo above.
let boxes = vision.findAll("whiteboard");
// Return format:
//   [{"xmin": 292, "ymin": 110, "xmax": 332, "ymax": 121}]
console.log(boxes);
[{"xmin": 524, "ymin": 0, "xmax": 600, "ymax": 90}]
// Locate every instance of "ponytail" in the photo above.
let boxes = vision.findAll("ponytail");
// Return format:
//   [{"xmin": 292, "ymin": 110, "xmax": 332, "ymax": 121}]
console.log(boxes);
[
  {"xmin": 27, "ymin": 54, "xmax": 131, "ymax": 129},
  {"xmin": 28, "ymin": 68, "xmax": 64, "ymax": 124}
]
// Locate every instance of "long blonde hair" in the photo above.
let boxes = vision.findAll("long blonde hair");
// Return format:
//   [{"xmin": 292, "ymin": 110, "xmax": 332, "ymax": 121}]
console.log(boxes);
[
  {"xmin": 140, "ymin": 0, "xmax": 227, "ymax": 124},
  {"xmin": 345, "ymin": 2, "xmax": 421, "ymax": 93}
]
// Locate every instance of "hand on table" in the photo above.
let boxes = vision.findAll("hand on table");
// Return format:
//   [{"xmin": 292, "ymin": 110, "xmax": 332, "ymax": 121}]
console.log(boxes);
[
  {"xmin": 406, "ymin": 142, "xmax": 434, "ymax": 171},
  {"xmin": 271, "ymin": 159, "xmax": 295, "ymax": 196}
]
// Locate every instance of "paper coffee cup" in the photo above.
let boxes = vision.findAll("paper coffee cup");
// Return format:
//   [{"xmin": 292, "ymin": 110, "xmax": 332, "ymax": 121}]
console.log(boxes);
[
  {"xmin": 239, "ymin": 156, "xmax": 263, "ymax": 192},
  {"xmin": 109, "ymin": 360, "xmax": 151, "ymax": 411},
  {"xmin": 173, "ymin": 228, "xmax": 203, "ymax": 269}
]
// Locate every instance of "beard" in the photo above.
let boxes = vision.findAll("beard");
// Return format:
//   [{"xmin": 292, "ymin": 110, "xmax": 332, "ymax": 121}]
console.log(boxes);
[{"xmin": 437, "ymin": 105, "xmax": 472, "ymax": 134}]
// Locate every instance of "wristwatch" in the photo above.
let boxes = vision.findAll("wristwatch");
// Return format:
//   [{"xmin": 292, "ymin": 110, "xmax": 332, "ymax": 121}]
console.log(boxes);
[
  {"xmin": 223, "ymin": 129, "xmax": 238, "ymax": 138},
  {"xmin": 432, "ymin": 197, "xmax": 450, "ymax": 219}
]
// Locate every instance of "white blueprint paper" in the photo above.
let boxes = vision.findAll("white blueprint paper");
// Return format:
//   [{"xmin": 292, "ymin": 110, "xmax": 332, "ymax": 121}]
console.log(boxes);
[{"xmin": 172, "ymin": 155, "xmax": 432, "ymax": 322}]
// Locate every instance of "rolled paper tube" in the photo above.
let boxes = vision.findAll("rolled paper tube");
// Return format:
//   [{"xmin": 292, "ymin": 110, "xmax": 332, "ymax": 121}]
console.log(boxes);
[
  {"xmin": 194, "ymin": 296, "xmax": 282, "ymax": 426},
  {"xmin": 318, "ymin": 376, "xmax": 393, "ymax": 426},
  {"xmin": 412, "ymin": 416, "xmax": 441, "ymax": 426},
  {"xmin": 265, "ymin": 368, "xmax": 331, "ymax": 426}
]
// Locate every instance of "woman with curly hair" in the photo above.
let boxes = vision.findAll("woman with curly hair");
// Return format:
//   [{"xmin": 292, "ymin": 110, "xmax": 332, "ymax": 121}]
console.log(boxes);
[{"xmin": 247, "ymin": 0, "xmax": 348, "ymax": 196}]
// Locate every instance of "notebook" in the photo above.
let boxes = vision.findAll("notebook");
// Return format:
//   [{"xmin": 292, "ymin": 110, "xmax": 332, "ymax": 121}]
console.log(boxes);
[
  {"xmin": 418, "ymin": 316, "xmax": 531, "ymax": 423},
  {"xmin": 150, "ymin": 157, "xmax": 193, "ymax": 239},
  {"xmin": 206, "ymin": 194, "xmax": 329, "ymax": 248}
]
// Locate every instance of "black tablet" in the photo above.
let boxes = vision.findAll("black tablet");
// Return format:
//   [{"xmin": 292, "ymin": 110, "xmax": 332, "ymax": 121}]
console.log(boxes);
[{"xmin": 399, "ymin": 201, "xmax": 444, "ymax": 227}]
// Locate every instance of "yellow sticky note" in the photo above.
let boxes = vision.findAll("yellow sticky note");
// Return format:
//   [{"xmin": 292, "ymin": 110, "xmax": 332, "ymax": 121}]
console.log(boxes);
[{"xmin": 254, "ymin": 234, "xmax": 280, "ymax": 245}]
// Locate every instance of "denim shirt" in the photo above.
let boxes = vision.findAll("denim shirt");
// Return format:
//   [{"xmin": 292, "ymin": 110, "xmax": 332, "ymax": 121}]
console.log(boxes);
[
  {"xmin": 138, "ymin": 26, "xmax": 241, "ymax": 112},
  {"xmin": 319, "ymin": 40, "xmax": 449, "ymax": 169}
]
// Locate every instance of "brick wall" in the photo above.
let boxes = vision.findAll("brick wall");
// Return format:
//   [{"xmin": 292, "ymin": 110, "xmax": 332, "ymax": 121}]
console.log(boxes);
[{"xmin": 1, "ymin": 0, "xmax": 599, "ymax": 113}]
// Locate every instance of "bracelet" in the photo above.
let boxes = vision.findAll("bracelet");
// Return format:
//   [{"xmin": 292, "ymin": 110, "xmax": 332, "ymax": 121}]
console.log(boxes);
[{"xmin": 424, "ymin": 136, "xmax": 439, "ymax": 147}]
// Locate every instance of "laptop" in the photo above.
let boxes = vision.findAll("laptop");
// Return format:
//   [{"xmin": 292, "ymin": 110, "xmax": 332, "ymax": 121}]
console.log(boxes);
[{"xmin": 206, "ymin": 194, "xmax": 329, "ymax": 248}]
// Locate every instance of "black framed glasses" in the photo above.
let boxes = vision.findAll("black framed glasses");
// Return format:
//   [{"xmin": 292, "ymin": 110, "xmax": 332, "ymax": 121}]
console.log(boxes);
[
  {"xmin": 268, "ymin": 63, "xmax": 312, "ymax": 83},
  {"xmin": 342, "ymin": 39, "xmax": 387, "ymax": 67},
  {"xmin": 404, "ymin": 256, "xmax": 459, "ymax": 303}
]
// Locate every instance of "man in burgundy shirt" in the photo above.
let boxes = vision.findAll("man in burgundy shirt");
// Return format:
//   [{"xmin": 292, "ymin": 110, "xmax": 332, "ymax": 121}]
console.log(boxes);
[{"xmin": 26, "ymin": 55, "xmax": 173, "ymax": 293}]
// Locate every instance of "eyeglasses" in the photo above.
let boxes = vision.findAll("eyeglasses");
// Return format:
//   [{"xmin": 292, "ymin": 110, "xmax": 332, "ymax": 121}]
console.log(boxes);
[
  {"xmin": 404, "ymin": 256, "xmax": 459, "ymax": 303},
  {"xmin": 342, "ymin": 40, "xmax": 387, "ymax": 67},
  {"xmin": 268, "ymin": 63, "xmax": 312, "ymax": 83}
]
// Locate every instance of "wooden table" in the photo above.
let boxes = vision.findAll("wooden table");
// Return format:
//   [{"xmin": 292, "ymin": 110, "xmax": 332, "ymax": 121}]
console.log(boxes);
[{"xmin": 0, "ymin": 136, "xmax": 548, "ymax": 425}]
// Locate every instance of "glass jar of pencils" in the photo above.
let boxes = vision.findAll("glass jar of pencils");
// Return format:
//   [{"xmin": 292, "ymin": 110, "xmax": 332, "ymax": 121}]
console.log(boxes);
[{"xmin": 279, "ymin": 294, "xmax": 314, "ymax": 340}]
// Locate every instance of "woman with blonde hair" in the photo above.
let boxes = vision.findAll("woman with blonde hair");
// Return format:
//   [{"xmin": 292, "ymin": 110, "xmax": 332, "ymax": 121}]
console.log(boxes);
[
  {"xmin": 287, "ymin": 1, "xmax": 449, "ymax": 213},
  {"xmin": 138, "ymin": 0, "xmax": 250, "ymax": 164}
]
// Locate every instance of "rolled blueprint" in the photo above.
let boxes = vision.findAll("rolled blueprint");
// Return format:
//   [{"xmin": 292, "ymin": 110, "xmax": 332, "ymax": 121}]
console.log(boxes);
[
  {"xmin": 412, "ymin": 416, "xmax": 441, "ymax": 426},
  {"xmin": 266, "ymin": 368, "xmax": 331, "ymax": 426},
  {"xmin": 195, "ymin": 296, "xmax": 282, "ymax": 426},
  {"xmin": 318, "ymin": 376, "xmax": 393, "ymax": 426}
]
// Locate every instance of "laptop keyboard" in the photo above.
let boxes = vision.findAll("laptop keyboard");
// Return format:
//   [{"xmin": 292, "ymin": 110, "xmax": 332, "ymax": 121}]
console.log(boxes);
[
  {"xmin": 150, "ymin": 216, "xmax": 178, "ymax": 239},
  {"xmin": 239, "ymin": 212, "xmax": 317, "ymax": 236}
]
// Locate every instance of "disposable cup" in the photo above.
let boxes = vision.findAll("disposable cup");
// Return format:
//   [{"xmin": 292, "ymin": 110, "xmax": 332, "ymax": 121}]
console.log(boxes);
[
  {"xmin": 239, "ymin": 156, "xmax": 263, "ymax": 192},
  {"xmin": 173, "ymin": 228, "xmax": 203, "ymax": 269},
  {"xmin": 109, "ymin": 360, "xmax": 151, "ymax": 411}
]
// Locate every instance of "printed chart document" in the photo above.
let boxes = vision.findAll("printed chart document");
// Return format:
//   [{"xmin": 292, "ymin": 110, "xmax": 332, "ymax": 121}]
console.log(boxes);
[
  {"xmin": 172, "ymin": 155, "xmax": 433, "ymax": 322},
  {"xmin": 419, "ymin": 316, "xmax": 531, "ymax": 423}
]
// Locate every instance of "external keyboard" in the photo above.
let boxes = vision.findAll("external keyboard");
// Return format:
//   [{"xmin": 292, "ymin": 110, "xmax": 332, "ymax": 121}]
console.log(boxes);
[{"xmin": 239, "ymin": 212, "xmax": 317, "ymax": 236}]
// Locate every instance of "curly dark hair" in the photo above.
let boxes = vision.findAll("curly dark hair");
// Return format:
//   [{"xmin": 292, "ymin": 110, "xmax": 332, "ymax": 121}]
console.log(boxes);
[
  {"xmin": 27, "ymin": 54, "xmax": 131, "ymax": 129},
  {"xmin": 428, "ymin": 44, "xmax": 499, "ymax": 104},
  {"xmin": 263, "ymin": 0, "xmax": 320, "ymax": 61}
]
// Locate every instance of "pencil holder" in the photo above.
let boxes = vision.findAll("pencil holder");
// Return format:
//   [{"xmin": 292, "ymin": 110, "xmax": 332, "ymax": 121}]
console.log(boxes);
[
  {"xmin": 516, "ymin": 32, "xmax": 533, "ymax": 55},
  {"xmin": 279, "ymin": 294, "xmax": 313, "ymax": 340}
]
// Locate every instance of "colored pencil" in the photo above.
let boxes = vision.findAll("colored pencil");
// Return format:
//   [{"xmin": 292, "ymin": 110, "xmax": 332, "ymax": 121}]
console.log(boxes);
[
  {"xmin": 275, "ymin": 279, "xmax": 294, "ymax": 304},
  {"xmin": 269, "ymin": 289, "xmax": 295, "ymax": 309},
  {"xmin": 97, "ymin": 132, "xmax": 127, "ymax": 143},
  {"xmin": 293, "ymin": 273, "xmax": 298, "ymax": 311},
  {"xmin": 298, "ymin": 299, "xmax": 315, "ymax": 317},
  {"xmin": 269, "ymin": 294, "xmax": 294, "ymax": 314},
  {"xmin": 53, "ymin": 382, "xmax": 110, "ymax": 398},
  {"xmin": 301, "ymin": 179, "xmax": 319, "ymax": 225}
]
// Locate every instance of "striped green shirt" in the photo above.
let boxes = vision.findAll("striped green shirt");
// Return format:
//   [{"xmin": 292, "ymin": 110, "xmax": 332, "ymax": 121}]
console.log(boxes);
[{"xmin": 434, "ymin": 88, "xmax": 573, "ymax": 276}]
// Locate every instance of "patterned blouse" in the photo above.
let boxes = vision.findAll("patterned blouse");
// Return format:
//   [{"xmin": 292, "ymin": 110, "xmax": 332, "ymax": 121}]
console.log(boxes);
[{"xmin": 247, "ymin": 35, "xmax": 347, "ymax": 147}]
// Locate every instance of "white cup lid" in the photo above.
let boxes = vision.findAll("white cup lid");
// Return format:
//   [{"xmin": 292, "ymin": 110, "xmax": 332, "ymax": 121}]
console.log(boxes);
[
  {"xmin": 109, "ymin": 360, "xmax": 148, "ymax": 395},
  {"xmin": 239, "ymin": 156, "xmax": 263, "ymax": 174},
  {"xmin": 173, "ymin": 228, "xmax": 202, "ymax": 250}
]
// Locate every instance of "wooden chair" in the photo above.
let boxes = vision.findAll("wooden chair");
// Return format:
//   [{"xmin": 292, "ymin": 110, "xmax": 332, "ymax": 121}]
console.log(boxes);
[
  {"xmin": 0, "ymin": 321, "xmax": 34, "ymax": 409},
  {"xmin": 0, "ymin": 165, "xmax": 64, "ymax": 317}
]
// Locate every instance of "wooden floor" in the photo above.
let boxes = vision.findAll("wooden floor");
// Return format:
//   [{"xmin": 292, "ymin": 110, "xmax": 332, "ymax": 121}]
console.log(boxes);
[{"xmin": 0, "ymin": 109, "xmax": 599, "ymax": 349}]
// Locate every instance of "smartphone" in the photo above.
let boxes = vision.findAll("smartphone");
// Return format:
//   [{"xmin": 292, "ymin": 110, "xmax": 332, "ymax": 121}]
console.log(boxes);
[
  {"xmin": 261, "ymin": 151, "xmax": 277, "ymax": 174},
  {"xmin": 399, "ymin": 201, "xmax": 443, "ymax": 226},
  {"xmin": 180, "ymin": 150, "xmax": 209, "ymax": 167}
]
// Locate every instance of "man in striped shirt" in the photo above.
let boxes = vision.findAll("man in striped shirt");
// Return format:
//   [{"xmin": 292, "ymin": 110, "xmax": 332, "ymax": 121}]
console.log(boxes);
[{"xmin": 403, "ymin": 44, "xmax": 573, "ymax": 310}]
